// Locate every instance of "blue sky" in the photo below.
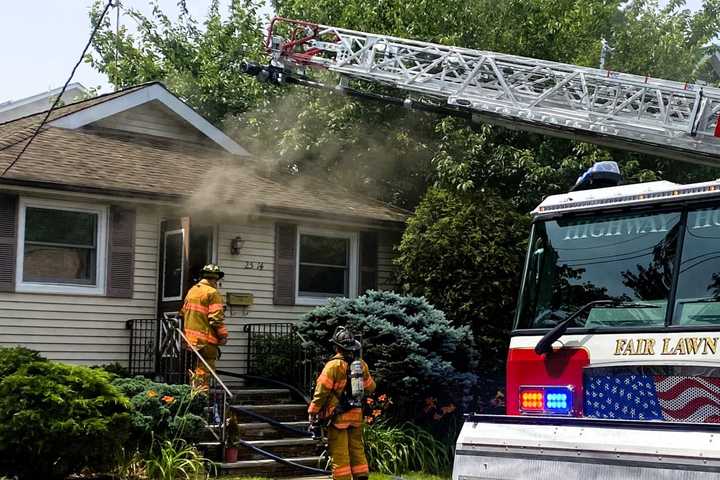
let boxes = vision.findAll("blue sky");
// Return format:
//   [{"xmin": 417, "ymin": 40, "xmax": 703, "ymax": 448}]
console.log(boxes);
[{"xmin": 0, "ymin": 0, "xmax": 706, "ymax": 103}]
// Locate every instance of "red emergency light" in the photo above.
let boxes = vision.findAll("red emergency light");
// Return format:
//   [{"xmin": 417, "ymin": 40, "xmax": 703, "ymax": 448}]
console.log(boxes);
[{"xmin": 506, "ymin": 347, "xmax": 589, "ymax": 417}]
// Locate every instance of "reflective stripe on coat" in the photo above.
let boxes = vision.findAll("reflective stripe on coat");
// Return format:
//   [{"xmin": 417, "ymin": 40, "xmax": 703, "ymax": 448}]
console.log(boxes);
[
  {"xmin": 181, "ymin": 279, "xmax": 227, "ymax": 346},
  {"xmin": 308, "ymin": 353, "xmax": 376, "ymax": 429}
]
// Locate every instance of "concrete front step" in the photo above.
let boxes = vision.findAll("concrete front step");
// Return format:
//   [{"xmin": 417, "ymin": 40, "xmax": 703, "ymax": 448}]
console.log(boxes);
[
  {"xmin": 237, "ymin": 437, "xmax": 319, "ymax": 461},
  {"xmin": 232, "ymin": 388, "xmax": 293, "ymax": 405},
  {"xmin": 237, "ymin": 420, "xmax": 310, "ymax": 440},
  {"xmin": 221, "ymin": 455, "xmax": 328, "ymax": 477},
  {"xmin": 232, "ymin": 403, "xmax": 308, "ymax": 422}
]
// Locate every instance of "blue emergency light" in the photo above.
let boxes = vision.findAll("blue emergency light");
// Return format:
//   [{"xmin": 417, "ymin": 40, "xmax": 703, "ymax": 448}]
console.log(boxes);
[
  {"xmin": 519, "ymin": 386, "xmax": 574, "ymax": 415},
  {"xmin": 571, "ymin": 161, "xmax": 622, "ymax": 192}
]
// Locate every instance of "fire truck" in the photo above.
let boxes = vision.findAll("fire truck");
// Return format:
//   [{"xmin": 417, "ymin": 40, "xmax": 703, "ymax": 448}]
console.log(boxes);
[{"xmin": 247, "ymin": 17, "xmax": 720, "ymax": 479}]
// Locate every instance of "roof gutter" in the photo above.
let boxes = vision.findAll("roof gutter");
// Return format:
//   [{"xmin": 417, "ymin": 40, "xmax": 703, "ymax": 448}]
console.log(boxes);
[
  {"xmin": 0, "ymin": 177, "xmax": 183, "ymax": 205},
  {"xmin": 247, "ymin": 205, "xmax": 405, "ymax": 229},
  {"xmin": 0, "ymin": 178, "xmax": 408, "ymax": 228}
]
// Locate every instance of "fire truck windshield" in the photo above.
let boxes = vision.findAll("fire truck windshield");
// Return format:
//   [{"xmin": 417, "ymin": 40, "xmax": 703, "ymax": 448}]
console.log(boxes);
[{"xmin": 516, "ymin": 206, "xmax": 720, "ymax": 330}]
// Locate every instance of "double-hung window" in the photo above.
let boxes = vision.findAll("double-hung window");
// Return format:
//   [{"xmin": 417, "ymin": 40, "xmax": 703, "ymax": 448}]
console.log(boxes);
[
  {"xmin": 16, "ymin": 198, "xmax": 107, "ymax": 295},
  {"xmin": 296, "ymin": 228, "xmax": 358, "ymax": 305}
]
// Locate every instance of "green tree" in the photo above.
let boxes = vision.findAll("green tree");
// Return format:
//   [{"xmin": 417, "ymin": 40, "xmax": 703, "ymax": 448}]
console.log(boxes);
[
  {"xmin": 87, "ymin": 0, "xmax": 270, "ymax": 125},
  {"xmin": 394, "ymin": 188, "xmax": 529, "ymax": 371}
]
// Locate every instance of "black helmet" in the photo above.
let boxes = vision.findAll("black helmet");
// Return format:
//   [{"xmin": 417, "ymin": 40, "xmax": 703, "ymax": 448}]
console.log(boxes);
[
  {"xmin": 200, "ymin": 264, "xmax": 225, "ymax": 279},
  {"xmin": 331, "ymin": 326, "xmax": 361, "ymax": 352}
]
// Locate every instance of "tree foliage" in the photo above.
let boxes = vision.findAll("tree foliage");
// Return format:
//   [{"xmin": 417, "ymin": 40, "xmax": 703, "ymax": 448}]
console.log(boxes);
[
  {"xmin": 395, "ymin": 188, "xmax": 529, "ymax": 370},
  {"xmin": 298, "ymin": 291, "xmax": 479, "ymax": 421},
  {"xmin": 87, "ymin": 0, "xmax": 270, "ymax": 125}
]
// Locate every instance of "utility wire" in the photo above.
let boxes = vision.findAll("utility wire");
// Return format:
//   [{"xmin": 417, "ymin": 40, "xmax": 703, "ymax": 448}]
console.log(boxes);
[{"xmin": 0, "ymin": 0, "xmax": 116, "ymax": 178}]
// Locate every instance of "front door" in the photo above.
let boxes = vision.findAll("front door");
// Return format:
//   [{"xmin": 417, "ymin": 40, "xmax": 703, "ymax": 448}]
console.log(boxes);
[
  {"xmin": 157, "ymin": 217, "xmax": 215, "ymax": 317},
  {"xmin": 156, "ymin": 217, "xmax": 215, "ymax": 382}
]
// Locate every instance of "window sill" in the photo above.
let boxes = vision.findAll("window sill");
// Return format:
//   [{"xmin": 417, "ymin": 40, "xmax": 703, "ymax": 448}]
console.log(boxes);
[
  {"xmin": 16, "ymin": 282, "xmax": 106, "ymax": 296},
  {"xmin": 295, "ymin": 295, "xmax": 339, "ymax": 306}
]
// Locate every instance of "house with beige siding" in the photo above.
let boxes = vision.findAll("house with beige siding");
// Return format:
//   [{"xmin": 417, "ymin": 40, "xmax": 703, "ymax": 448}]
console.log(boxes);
[{"xmin": 0, "ymin": 82, "xmax": 405, "ymax": 373}]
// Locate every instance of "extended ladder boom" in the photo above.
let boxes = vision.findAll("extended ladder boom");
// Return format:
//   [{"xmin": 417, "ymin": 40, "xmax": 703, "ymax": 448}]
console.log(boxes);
[{"xmin": 258, "ymin": 17, "xmax": 720, "ymax": 166}]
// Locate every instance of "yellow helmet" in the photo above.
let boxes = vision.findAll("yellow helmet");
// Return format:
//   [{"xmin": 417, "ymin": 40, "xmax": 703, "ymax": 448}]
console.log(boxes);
[{"xmin": 200, "ymin": 264, "xmax": 224, "ymax": 279}]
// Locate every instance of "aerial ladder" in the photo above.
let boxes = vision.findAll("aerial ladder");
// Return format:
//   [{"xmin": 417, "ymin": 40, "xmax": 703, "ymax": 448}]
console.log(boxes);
[
  {"xmin": 245, "ymin": 17, "xmax": 720, "ymax": 480},
  {"xmin": 245, "ymin": 17, "xmax": 720, "ymax": 166}
]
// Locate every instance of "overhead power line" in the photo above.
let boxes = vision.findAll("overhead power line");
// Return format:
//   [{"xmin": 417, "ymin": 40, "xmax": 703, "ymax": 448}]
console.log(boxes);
[{"xmin": 1, "ymin": 0, "xmax": 116, "ymax": 178}]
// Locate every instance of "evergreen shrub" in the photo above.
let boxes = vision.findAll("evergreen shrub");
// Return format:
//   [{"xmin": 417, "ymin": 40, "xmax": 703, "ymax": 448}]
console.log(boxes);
[
  {"xmin": 298, "ymin": 291, "xmax": 479, "ymax": 421},
  {"xmin": 0, "ymin": 346, "xmax": 46, "ymax": 379},
  {"xmin": 0, "ymin": 360, "xmax": 131, "ymax": 479}
]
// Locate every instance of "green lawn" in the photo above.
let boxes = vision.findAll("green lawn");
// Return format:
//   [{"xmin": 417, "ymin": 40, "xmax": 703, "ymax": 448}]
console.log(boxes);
[
  {"xmin": 221, "ymin": 473, "xmax": 449, "ymax": 480},
  {"xmin": 370, "ymin": 473, "xmax": 449, "ymax": 480}
]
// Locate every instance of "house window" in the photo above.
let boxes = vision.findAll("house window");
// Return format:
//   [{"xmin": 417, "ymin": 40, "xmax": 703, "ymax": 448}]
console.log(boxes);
[
  {"xmin": 16, "ymin": 199, "xmax": 107, "ymax": 295},
  {"xmin": 296, "ymin": 229, "xmax": 358, "ymax": 305}
]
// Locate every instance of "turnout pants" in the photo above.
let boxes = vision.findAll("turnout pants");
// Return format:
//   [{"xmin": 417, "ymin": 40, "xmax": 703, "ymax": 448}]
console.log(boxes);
[
  {"xmin": 328, "ymin": 425, "xmax": 369, "ymax": 480},
  {"xmin": 192, "ymin": 344, "xmax": 219, "ymax": 389}
]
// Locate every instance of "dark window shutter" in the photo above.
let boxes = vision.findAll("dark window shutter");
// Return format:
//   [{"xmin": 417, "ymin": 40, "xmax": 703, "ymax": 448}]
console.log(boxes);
[
  {"xmin": 274, "ymin": 223, "xmax": 297, "ymax": 305},
  {"xmin": 0, "ymin": 193, "xmax": 18, "ymax": 292},
  {"xmin": 107, "ymin": 206, "xmax": 136, "ymax": 298},
  {"xmin": 359, "ymin": 231, "xmax": 379, "ymax": 293}
]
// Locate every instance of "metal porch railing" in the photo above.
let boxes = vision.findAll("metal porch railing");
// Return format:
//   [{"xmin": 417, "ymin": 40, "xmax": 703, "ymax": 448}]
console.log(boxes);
[
  {"xmin": 127, "ymin": 317, "xmax": 330, "ymax": 475},
  {"xmin": 244, "ymin": 322, "xmax": 323, "ymax": 397}
]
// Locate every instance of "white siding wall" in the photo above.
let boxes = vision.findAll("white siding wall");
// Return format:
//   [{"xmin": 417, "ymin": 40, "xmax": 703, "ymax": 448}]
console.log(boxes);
[
  {"xmin": 215, "ymin": 219, "xmax": 399, "ymax": 371},
  {"xmin": 0, "ymin": 205, "xmax": 399, "ymax": 370},
  {"xmin": 378, "ymin": 231, "xmax": 400, "ymax": 291},
  {"xmin": 90, "ymin": 100, "xmax": 212, "ymax": 145},
  {"xmin": 0, "ymin": 208, "xmax": 159, "ymax": 365}
]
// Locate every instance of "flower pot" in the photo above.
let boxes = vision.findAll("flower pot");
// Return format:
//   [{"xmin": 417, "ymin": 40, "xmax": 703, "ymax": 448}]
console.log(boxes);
[{"xmin": 225, "ymin": 446, "xmax": 239, "ymax": 463}]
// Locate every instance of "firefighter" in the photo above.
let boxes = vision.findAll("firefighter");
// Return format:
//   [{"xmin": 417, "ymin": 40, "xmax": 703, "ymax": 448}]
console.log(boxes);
[
  {"xmin": 308, "ymin": 327, "xmax": 376, "ymax": 480},
  {"xmin": 180, "ymin": 264, "xmax": 228, "ymax": 389}
]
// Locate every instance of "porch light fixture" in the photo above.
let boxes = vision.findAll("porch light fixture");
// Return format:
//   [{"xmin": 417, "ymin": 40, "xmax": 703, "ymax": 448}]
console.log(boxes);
[{"xmin": 230, "ymin": 236, "xmax": 244, "ymax": 255}]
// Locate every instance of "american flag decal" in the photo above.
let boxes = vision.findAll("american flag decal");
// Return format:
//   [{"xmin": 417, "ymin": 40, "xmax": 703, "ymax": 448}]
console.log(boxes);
[{"xmin": 584, "ymin": 374, "xmax": 720, "ymax": 423}]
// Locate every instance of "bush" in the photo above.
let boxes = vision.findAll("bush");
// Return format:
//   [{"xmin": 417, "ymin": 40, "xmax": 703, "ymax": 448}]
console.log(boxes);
[
  {"xmin": 112, "ymin": 376, "xmax": 207, "ymax": 448},
  {"xmin": 298, "ymin": 291, "xmax": 478, "ymax": 421},
  {"xmin": 248, "ymin": 333, "xmax": 300, "ymax": 381},
  {"xmin": 0, "ymin": 346, "xmax": 46, "ymax": 379},
  {"xmin": 395, "ymin": 188, "xmax": 529, "ymax": 375},
  {"xmin": 0, "ymin": 361, "xmax": 131, "ymax": 479},
  {"xmin": 364, "ymin": 420, "xmax": 451, "ymax": 475},
  {"xmin": 94, "ymin": 361, "xmax": 131, "ymax": 378}
]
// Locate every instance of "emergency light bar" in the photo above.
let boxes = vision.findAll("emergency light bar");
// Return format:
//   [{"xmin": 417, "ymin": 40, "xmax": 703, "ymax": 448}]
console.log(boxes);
[
  {"xmin": 519, "ymin": 386, "xmax": 574, "ymax": 415},
  {"xmin": 533, "ymin": 178, "xmax": 720, "ymax": 217}
]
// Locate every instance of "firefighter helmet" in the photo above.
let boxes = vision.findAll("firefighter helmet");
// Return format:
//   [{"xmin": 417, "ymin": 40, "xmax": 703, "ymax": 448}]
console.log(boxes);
[
  {"xmin": 200, "ymin": 264, "xmax": 225, "ymax": 279},
  {"xmin": 331, "ymin": 326, "xmax": 361, "ymax": 352}
]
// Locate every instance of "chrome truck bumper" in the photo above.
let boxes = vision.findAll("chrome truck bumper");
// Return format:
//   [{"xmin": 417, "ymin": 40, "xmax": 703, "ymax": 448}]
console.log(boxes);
[{"xmin": 453, "ymin": 414, "xmax": 720, "ymax": 480}]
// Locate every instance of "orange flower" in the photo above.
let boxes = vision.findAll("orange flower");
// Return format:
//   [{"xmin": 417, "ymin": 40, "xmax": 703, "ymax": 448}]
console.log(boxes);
[
  {"xmin": 366, "ymin": 416, "xmax": 374, "ymax": 425},
  {"xmin": 366, "ymin": 397, "xmax": 374, "ymax": 405},
  {"xmin": 441, "ymin": 404, "xmax": 456, "ymax": 415},
  {"xmin": 162, "ymin": 395, "xmax": 175, "ymax": 405},
  {"xmin": 147, "ymin": 390, "xmax": 158, "ymax": 398},
  {"xmin": 372, "ymin": 409, "xmax": 382, "ymax": 418},
  {"xmin": 378, "ymin": 394, "xmax": 388, "ymax": 402},
  {"xmin": 423, "ymin": 397, "xmax": 437, "ymax": 413}
]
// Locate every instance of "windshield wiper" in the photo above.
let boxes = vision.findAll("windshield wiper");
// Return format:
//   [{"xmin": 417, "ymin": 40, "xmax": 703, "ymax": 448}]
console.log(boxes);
[
  {"xmin": 677, "ymin": 297, "xmax": 720, "ymax": 304},
  {"xmin": 534, "ymin": 299, "xmax": 660, "ymax": 355}
]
